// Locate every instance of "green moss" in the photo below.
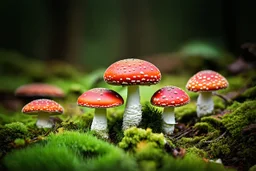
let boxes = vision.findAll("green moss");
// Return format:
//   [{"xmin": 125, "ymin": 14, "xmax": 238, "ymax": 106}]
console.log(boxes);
[
  {"xmin": 0, "ymin": 122, "xmax": 29, "ymax": 156},
  {"xmin": 186, "ymin": 147, "xmax": 208, "ymax": 158},
  {"xmin": 4, "ymin": 131, "xmax": 138, "ymax": 171},
  {"xmin": 209, "ymin": 138, "xmax": 231, "ymax": 157},
  {"xmin": 175, "ymin": 102, "xmax": 197, "ymax": 123},
  {"xmin": 177, "ymin": 136, "xmax": 204, "ymax": 148},
  {"xmin": 119, "ymin": 127, "xmax": 166, "ymax": 152},
  {"xmin": 249, "ymin": 165, "xmax": 256, "ymax": 171},
  {"xmin": 194, "ymin": 122, "xmax": 215, "ymax": 133},
  {"xmin": 222, "ymin": 100, "xmax": 256, "ymax": 137},
  {"xmin": 159, "ymin": 154, "xmax": 232, "ymax": 171},
  {"xmin": 14, "ymin": 138, "xmax": 26, "ymax": 147},
  {"xmin": 139, "ymin": 103, "xmax": 163, "ymax": 133},
  {"xmin": 200, "ymin": 116, "xmax": 222, "ymax": 128},
  {"xmin": 4, "ymin": 143, "xmax": 83, "ymax": 171}
]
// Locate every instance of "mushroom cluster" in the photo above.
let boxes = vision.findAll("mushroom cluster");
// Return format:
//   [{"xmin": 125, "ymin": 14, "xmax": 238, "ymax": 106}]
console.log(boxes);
[{"xmin": 16, "ymin": 58, "xmax": 229, "ymax": 138}]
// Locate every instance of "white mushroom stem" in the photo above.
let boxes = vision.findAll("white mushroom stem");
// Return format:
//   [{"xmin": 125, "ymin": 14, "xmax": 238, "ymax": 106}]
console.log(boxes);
[
  {"xmin": 197, "ymin": 91, "xmax": 214, "ymax": 117},
  {"xmin": 162, "ymin": 107, "xmax": 176, "ymax": 135},
  {"xmin": 36, "ymin": 113, "xmax": 53, "ymax": 128},
  {"xmin": 91, "ymin": 108, "xmax": 108, "ymax": 139},
  {"xmin": 122, "ymin": 85, "xmax": 142, "ymax": 130}
]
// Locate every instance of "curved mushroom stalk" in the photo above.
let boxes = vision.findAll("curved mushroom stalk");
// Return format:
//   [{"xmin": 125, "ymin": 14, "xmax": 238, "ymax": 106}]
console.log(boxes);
[
  {"xmin": 122, "ymin": 85, "xmax": 142, "ymax": 130},
  {"xmin": 91, "ymin": 108, "xmax": 108, "ymax": 139},
  {"xmin": 162, "ymin": 107, "xmax": 176, "ymax": 135},
  {"xmin": 197, "ymin": 92, "xmax": 214, "ymax": 117},
  {"xmin": 36, "ymin": 113, "xmax": 53, "ymax": 128}
]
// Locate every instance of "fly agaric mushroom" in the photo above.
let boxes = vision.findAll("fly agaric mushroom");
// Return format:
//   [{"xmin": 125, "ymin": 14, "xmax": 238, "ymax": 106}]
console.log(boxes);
[
  {"xmin": 104, "ymin": 58, "xmax": 161, "ymax": 130},
  {"xmin": 77, "ymin": 88, "xmax": 124, "ymax": 139},
  {"xmin": 22, "ymin": 99, "xmax": 64, "ymax": 128},
  {"xmin": 15, "ymin": 83, "xmax": 65, "ymax": 99},
  {"xmin": 186, "ymin": 70, "xmax": 229, "ymax": 117},
  {"xmin": 151, "ymin": 86, "xmax": 190, "ymax": 135}
]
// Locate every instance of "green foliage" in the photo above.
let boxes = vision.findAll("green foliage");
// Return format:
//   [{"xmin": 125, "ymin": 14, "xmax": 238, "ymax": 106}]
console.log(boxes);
[
  {"xmin": 139, "ymin": 103, "xmax": 163, "ymax": 133},
  {"xmin": 119, "ymin": 127, "xmax": 166, "ymax": 152},
  {"xmin": 222, "ymin": 100, "xmax": 256, "ymax": 137},
  {"xmin": 4, "ymin": 131, "xmax": 138, "ymax": 171}
]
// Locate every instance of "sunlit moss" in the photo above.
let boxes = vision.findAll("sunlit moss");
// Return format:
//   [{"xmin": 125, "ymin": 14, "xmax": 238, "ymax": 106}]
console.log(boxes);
[
  {"xmin": 194, "ymin": 122, "xmax": 215, "ymax": 133},
  {"xmin": 186, "ymin": 147, "xmax": 208, "ymax": 158},
  {"xmin": 200, "ymin": 116, "xmax": 222, "ymax": 128},
  {"xmin": 119, "ymin": 127, "xmax": 166, "ymax": 152},
  {"xmin": 222, "ymin": 100, "xmax": 256, "ymax": 137}
]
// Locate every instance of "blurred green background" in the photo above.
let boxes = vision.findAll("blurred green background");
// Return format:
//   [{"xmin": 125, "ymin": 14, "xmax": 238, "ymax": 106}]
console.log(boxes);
[{"xmin": 0, "ymin": 0, "xmax": 255, "ymax": 70}]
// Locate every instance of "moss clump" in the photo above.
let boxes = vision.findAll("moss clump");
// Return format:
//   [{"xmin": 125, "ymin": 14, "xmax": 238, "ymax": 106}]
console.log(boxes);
[
  {"xmin": 3, "ymin": 144, "xmax": 83, "ymax": 171},
  {"xmin": 139, "ymin": 103, "xmax": 163, "ymax": 133},
  {"xmin": 222, "ymin": 100, "xmax": 256, "ymax": 137},
  {"xmin": 4, "ymin": 131, "xmax": 138, "ymax": 171},
  {"xmin": 175, "ymin": 102, "xmax": 197, "ymax": 123},
  {"xmin": 119, "ymin": 127, "xmax": 166, "ymax": 152},
  {"xmin": 0, "ymin": 122, "xmax": 29, "ymax": 157},
  {"xmin": 194, "ymin": 122, "xmax": 215, "ymax": 133},
  {"xmin": 208, "ymin": 138, "xmax": 231, "ymax": 157},
  {"xmin": 177, "ymin": 136, "xmax": 204, "ymax": 148},
  {"xmin": 186, "ymin": 147, "xmax": 208, "ymax": 158},
  {"xmin": 200, "ymin": 116, "xmax": 222, "ymax": 128}
]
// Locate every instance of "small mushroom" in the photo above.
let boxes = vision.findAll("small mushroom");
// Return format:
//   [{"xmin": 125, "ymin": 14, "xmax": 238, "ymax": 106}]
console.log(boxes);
[
  {"xmin": 151, "ymin": 86, "xmax": 190, "ymax": 135},
  {"xmin": 77, "ymin": 88, "xmax": 124, "ymax": 139},
  {"xmin": 104, "ymin": 58, "xmax": 161, "ymax": 130},
  {"xmin": 15, "ymin": 83, "xmax": 65, "ymax": 99},
  {"xmin": 22, "ymin": 99, "xmax": 64, "ymax": 128},
  {"xmin": 186, "ymin": 70, "xmax": 229, "ymax": 117}
]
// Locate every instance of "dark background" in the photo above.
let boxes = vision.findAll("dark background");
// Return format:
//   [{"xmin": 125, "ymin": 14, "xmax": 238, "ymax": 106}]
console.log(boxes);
[{"xmin": 0, "ymin": 0, "xmax": 255, "ymax": 70}]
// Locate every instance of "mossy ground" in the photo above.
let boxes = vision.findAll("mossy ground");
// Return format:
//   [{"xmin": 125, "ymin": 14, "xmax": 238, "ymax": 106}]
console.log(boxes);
[{"xmin": 0, "ymin": 50, "xmax": 255, "ymax": 171}]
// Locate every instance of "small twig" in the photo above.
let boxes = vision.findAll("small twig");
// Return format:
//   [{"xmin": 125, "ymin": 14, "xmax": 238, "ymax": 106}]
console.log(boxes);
[
  {"xmin": 174, "ymin": 129, "xmax": 194, "ymax": 140},
  {"xmin": 205, "ymin": 131, "xmax": 227, "ymax": 144},
  {"xmin": 213, "ymin": 92, "xmax": 232, "ymax": 107}
]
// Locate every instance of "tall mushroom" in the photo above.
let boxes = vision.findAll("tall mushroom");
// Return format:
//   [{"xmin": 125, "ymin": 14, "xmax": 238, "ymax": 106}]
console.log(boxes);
[
  {"xmin": 151, "ymin": 86, "xmax": 190, "ymax": 135},
  {"xmin": 22, "ymin": 99, "xmax": 64, "ymax": 128},
  {"xmin": 104, "ymin": 58, "xmax": 161, "ymax": 130},
  {"xmin": 186, "ymin": 70, "xmax": 229, "ymax": 117},
  {"xmin": 77, "ymin": 88, "xmax": 124, "ymax": 139}
]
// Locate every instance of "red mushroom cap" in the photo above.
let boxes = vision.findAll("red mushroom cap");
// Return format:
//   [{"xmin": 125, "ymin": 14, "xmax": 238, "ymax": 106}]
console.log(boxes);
[
  {"xmin": 15, "ymin": 83, "xmax": 65, "ymax": 98},
  {"xmin": 22, "ymin": 99, "xmax": 64, "ymax": 114},
  {"xmin": 151, "ymin": 86, "xmax": 190, "ymax": 107},
  {"xmin": 186, "ymin": 70, "xmax": 229, "ymax": 92},
  {"xmin": 77, "ymin": 88, "xmax": 124, "ymax": 108},
  {"xmin": 104, "ymin": 58, "xmax": 161, "ymax": 86}
]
